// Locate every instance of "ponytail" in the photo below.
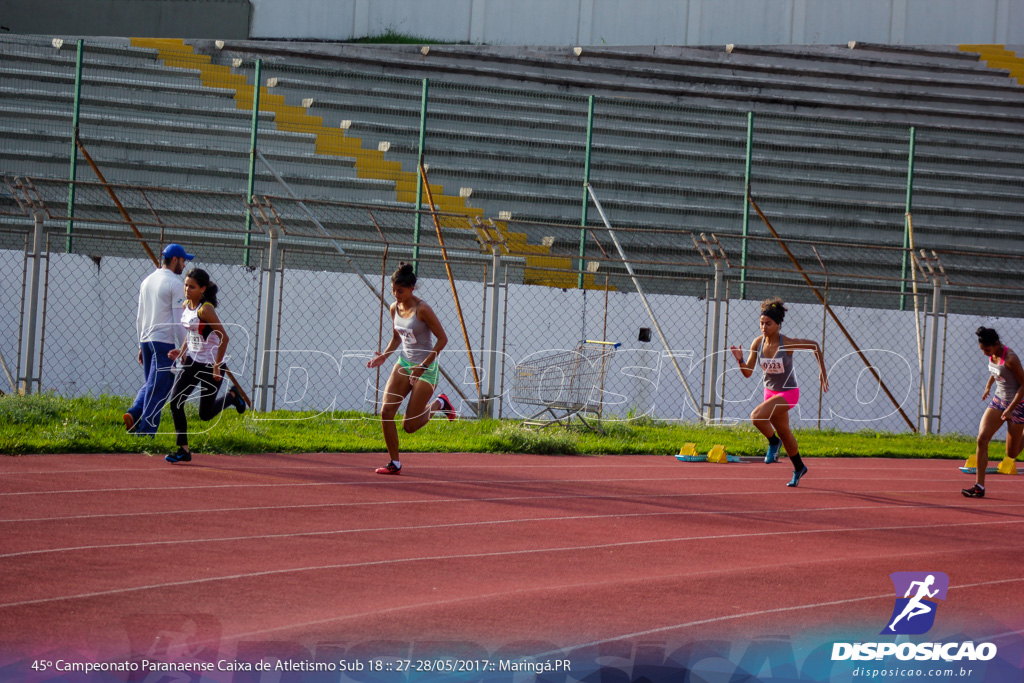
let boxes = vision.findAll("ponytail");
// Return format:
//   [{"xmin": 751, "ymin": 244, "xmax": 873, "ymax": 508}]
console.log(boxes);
[
  {"xmin": 185, "ymin": 268, "xmax": 218, "ymax": 308},
  {"xmin": 976, "ymin": 327, "xmax": 999, "ymax": 346}
]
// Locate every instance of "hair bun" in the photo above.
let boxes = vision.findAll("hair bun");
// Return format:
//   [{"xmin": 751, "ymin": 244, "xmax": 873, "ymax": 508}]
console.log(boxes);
[{"xmin": 391, "ymin": 262, "xmax": 418, "ymax": 287}]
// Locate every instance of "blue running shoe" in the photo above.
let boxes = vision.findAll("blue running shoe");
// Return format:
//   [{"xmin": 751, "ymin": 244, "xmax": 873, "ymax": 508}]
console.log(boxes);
[
  {"xmin": 765, "ymin": 440, "xmax": 782, "ymax": 464},
  {"xmin": 165, "ymin": 447, "xmax": 192, "ymax": 464},
  {"xmin": 787, "ymin": 465, "xmax": 808, "ymax": 487}
]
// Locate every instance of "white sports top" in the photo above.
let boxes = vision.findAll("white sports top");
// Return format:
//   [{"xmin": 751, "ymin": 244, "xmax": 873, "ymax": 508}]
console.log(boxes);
[
  {"xmin": 181, "ymin": 303, "xmax": 222, "ymax": 365},
  {"xmin": 393, "ymin": 301, "xmax": 433, "ymax": 365}
]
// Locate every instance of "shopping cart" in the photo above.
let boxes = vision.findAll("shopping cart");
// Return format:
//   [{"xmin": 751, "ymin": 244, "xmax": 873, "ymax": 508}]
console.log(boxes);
[{"xmin": 511, "ymin": 340, "xmax": 621, "ymax": 432}]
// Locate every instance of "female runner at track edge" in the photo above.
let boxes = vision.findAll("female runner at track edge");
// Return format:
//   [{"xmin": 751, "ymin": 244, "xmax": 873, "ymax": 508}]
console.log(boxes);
[
  {"xmin": 730, "ymin": 298, "xmax": 828, "ymax": 487},
  {"xmin": 963, "ymin": 327, "xmax": 1024, "ymax": 498},
  {"xmin": 165, "ymin": 268, "xmax": 246, "ymax": 463},
  {"xmin": 366, "ymin": 263, "xmax": 455, "ymax": 475}
]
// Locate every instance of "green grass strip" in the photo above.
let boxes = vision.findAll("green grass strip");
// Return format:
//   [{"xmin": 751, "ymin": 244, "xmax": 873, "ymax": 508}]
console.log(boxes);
[
  {"xmin": 347, "ymin": 30, "xmax": 458, "ymax": 45},
  {"xmin": 0, "ymin": 393, "xmax": 988, "ymax": 459}
]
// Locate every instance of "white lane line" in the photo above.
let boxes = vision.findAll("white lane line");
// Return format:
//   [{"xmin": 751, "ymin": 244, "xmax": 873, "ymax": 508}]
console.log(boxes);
[
  {"xmin": 530, "ymin": 577, "xmax": 1024, "ymax": 658},
  {"xmin": 3, "ymin": 502, "xmax": 1024, "ymax": 559},
  {"xmin": 0, "ymin": 489, "xmax": 1010, "ymax": 524},
  {"xmin": 186, "ymin": 553, "xmax": 1024, "ymax": 644},
  {"xmin": 0, "ymin": 474, "xmax": 999, "ymax": 497},
  {"xmin": 2, "ymin": 519, "xmax": 1023, "ymax": 609}
]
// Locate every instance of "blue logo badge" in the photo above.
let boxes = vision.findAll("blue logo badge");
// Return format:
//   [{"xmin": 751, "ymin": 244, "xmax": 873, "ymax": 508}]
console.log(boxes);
[{"xmin": 881, "ymin": 572, "xmax": 948, "ymax": 635}]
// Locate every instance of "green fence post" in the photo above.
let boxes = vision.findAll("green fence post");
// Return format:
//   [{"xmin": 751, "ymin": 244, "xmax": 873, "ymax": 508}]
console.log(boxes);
[
  {"xmin": 899, "ymin": 126, "xmax": 916, "ymax": 311},
  {"xmin": 244, "ymin": 59, "xmax": 262, "ymax": 267},
  {"xmin": 65, "ymin": 39, "xmax": 84, "ymax": 254},
  {"xmin": 412, "ymin": 78, "xmax": 429, "ymax": 275},
  {"xmin": 577, "ymin": 95, "xmax": 595, "ymax": 290},
  {"xmin": 739, "ymin": 112, "xmax": 753, "ymax": 299}
]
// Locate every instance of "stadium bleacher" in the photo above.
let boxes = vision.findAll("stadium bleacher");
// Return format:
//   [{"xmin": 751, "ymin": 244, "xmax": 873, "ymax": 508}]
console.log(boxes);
[{"xmin": 2, "ymin": 35, "xmax": 1023, "ymax": 303}]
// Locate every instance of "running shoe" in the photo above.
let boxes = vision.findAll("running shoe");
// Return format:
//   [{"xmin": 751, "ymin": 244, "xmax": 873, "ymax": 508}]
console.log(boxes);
[
  {"xmin": 123, "ymin": 412, "xmax": 136, "ymax": 432},
  {"xmin": 228, "ymin": 386, "xmax": 247, "ymax": 414},
  {"xmin": 375, "ymin": 461, "xmax": 401, "ymax": 475},
  {"xmin": 961, "ymin": 484, "xmax": 985, "ymax": 498},
  {"xmin": 787, "ymin": 465, "xmax": 808, "ymax": 487},
  {"xmin": 765, "ymin": 440, "xmax": 782, "ymax": 464},
  {"xmin": 436, "ymin": 393, "xmax": 456, "ymax": 421},
  {"xmin": 165, "ymin": 447, "xmax": 192, "ymax": 464}
]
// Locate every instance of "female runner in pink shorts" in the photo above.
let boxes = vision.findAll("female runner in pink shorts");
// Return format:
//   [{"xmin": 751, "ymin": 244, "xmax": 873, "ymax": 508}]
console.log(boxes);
[
  {"xmin": 963, "ymin": 327, "xmax": 1024, "ymax": 498},
  {"xmin": 730, "ymin": 298, "xmax": 828, "ymax": 487}
]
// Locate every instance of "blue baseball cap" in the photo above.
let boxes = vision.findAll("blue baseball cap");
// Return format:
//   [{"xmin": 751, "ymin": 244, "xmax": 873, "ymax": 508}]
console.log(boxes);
[{"xmin": 162, "ymin": 243, "xmax": 194, "ymax": 260}]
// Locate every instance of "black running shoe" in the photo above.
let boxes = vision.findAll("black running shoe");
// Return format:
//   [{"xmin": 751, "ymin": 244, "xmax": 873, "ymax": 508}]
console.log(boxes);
[
  {"xmin": 961, "ymin": 484, "xmax": 985, "ymax": 498},
  {"xmin": 165, "ymin": 447, "xmax": 192, "ymax": 464},
  {"xmin": 229, "ymin": 386, "xmax": 247, "ymax": 414}
]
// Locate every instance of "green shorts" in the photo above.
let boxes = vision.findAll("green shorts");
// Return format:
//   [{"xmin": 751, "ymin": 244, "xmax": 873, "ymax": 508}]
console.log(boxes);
[{"xmin": 398, "ymin": 355, "xmax": 439, "ymax": 386}]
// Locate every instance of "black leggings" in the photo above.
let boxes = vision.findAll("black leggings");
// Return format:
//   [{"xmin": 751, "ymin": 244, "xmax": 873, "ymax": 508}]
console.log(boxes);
[{"xmin": 168, "ymin": 357, "xmax": 230, "ymax": 447}]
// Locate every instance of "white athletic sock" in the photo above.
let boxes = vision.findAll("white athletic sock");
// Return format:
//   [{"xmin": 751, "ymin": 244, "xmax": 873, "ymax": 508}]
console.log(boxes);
[{"xmin": 392, "ymin": 460, "xmax": 401, "ymax": 468}]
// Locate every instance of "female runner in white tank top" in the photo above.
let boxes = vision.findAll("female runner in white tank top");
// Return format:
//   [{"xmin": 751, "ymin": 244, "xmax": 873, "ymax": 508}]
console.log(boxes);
[
  {"xmin": 164, "ymin": 268, "xmax": 245, "ymax": 463},
  {"xmin": 730, "ymin": 298, "xmax": 828, "ymax": 487},
  {"xmin": 964, "ymin": 327, "xmax": 1024, "ymax": 498},
  {"xmin": 366, "ymin": 263, "xmax": 455, "ymax": 475}
]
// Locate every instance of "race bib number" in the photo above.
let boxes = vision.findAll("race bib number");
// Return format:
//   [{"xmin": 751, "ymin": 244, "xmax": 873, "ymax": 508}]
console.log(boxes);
[
  {"xmin": 989, "ymin": 362, "xmax": 1004, "ymax": 380},
  {"xmin": 395, "ymin": 326, "xmax": 417, "ymax": 345},
  {"xmin": 760, "ymin": 358, "xmax": 785, "ymax": 375}
]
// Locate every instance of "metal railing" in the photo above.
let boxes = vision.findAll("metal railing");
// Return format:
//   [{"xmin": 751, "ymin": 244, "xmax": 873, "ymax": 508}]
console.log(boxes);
[{"xmin": 3, "ymin": 173, "xmax": 1023, "ymax": 437}]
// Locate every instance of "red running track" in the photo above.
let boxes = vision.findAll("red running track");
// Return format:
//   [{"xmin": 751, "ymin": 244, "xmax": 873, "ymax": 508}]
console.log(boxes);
[{"xmin": 1, "ymin": 452, "xmax": 1022, "ymax": 664}]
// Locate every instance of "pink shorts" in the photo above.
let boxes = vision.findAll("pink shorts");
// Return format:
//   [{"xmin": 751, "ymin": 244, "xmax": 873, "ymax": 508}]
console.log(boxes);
[
  {"xmin": 989, "ymin": 396, "xmax": 1024, "ymax": 424},
  {"xmin": 764, "ymin": 387, "xmax": 800, "ymax": 408}
]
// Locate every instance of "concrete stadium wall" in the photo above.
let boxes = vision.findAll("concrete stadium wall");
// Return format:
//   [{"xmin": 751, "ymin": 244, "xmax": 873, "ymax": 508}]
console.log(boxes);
[
  {"xmin": 11, "ymin": 247, "xmax": 1024, "ymax": 437},
  {"xmin": 248, "ymin": 0, "xmax": 1024, "ymax": 46},
  {"xmin": 0, "ymin": 0, "xmax": 250, "ymax": 39}
]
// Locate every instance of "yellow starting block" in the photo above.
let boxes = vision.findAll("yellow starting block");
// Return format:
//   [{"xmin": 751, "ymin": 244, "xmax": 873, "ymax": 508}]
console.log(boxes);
[
  {"xmin": 960, "ymin": 454, "xmax": 1019, "ymax": 475},
  {"xmin": 707, "ymin": 444, "xmax": 729, "ymax": 463},
  {"xmin": 676, "ymin": 443, "xmax": 739, "ymax": 463}
]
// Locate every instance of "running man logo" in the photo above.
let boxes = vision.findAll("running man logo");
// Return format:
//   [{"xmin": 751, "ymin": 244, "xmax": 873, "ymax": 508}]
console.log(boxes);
[{"xmin": 881, "ymin": 572, "xmax": 949, "ymax": 635}]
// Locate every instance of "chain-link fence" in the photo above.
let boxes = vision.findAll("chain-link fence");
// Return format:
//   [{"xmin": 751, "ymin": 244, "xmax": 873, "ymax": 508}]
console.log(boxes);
[
  {"xmin": 5, "ymin": 170, "xmax": 1024, "ymax": 435},
  {"xmin": 4, "ymin": 35, "xmax": 1024, "ymax": 435},
  {"xmin": 0, "ymin": 230, "xmax": 28, "ymax": 396}
]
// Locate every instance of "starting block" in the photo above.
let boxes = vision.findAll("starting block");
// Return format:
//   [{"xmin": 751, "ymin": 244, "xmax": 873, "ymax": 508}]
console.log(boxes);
[
  {"xmin": 677, "ymin": 443, "xmax": 705, "ymax": 462},
  {"xmin": 676, "ymin": 443, "xmax": 741, "ymax": 464},
  {"xmin": 707, "ymin": 444, "xmax": 729, "ymax": 463},
  {"xmin": 959, "ymin": 455, "xmax": 1019, "ymax": 475}
]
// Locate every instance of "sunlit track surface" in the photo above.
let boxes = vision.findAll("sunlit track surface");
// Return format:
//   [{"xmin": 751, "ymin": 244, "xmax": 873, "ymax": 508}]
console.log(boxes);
[{"xmin": 1, "ymin": 452, "xmax": 1021, "ymax": 669}]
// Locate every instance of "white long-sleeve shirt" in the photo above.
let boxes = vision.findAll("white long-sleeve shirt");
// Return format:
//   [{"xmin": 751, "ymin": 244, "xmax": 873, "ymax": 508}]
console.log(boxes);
[{"xmin": 136, "ymin": 268, "xmax": 186, "ymax": 345}]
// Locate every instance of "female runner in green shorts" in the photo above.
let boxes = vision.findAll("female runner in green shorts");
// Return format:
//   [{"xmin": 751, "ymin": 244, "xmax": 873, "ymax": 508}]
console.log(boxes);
[{"xmin": 366, "ymin": 263, "xmax": 455, "ymax": 475}]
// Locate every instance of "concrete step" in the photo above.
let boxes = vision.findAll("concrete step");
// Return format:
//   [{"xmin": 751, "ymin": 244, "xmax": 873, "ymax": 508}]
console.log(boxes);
[
  {"xmin": 206, "ymin": 41, "xmax": 1024, "ymax": 131},
  {"xmin": 0, "ymin": 146, "xmax": 396, "ymax": 202}
]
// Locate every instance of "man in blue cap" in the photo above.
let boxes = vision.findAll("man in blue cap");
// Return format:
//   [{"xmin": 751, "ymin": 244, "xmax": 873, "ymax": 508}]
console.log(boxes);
[{"xmin": 124, "ymin": 244, "xmax": 194, "ymax": 435}]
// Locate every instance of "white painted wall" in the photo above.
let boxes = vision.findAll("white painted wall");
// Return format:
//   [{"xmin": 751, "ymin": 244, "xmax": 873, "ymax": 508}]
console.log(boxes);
[
  {"xmin": 249, "ymin": 0, "xmax": 1024, "ymax": 46},
  {"xmin": 12, "ymin": 248, "xmax": 1024, "ymax": 439}
]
